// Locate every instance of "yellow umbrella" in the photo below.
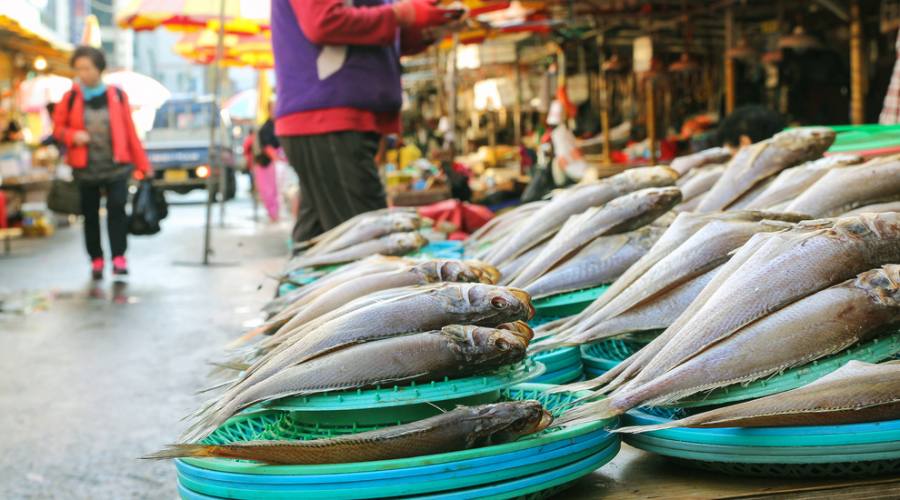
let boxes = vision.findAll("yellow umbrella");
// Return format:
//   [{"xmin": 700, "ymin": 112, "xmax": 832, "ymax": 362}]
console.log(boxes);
[
  {"xmin": 174, "ymin": 31, "xmax": 272, "ymax": 69},
  {"xmin": 117, "ymin": 0, "xmax": 269, "ymax": 34}
]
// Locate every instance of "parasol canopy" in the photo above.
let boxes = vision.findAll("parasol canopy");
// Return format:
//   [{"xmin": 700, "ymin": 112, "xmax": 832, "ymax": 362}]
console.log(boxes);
[
  {"xmin": 103, "ymin": 70, "xmax": 172, "ymax": 110},
  {"xmin": 221, "ymin": 89, "xmax": 257, "ymax": 120},
  {"xmin": 17, "ymin": 75, "xmax": 72, "ymax": 113},
  {"xmin": 117, "ymin": 0, "xmax": 270, "ymax": 34},
  {"xmin": 174, "ymin": 30, "xmax": 273, "ymax": 69}
]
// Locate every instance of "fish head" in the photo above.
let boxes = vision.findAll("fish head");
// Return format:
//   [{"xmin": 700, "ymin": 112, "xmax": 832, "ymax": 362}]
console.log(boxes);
[
  {"xmin": 829, "ymin": 212, "xmax": 900, "ymax": 240},
  {"xmin": 469, "ymin": 401, "xmax": 553, "ymax": 445},
  {"xmin": 437, "ymin": 284, "xmax": 534, "ymax": 323},
  {"xmin": 771, "ymin": 127, "xmax": 836, "ymax": 154},
  {"xmin": 387, "ymin": 213, "xmax": 422, "ymax": 232},
  {"xmin": 496, "ymin": 321, "xmax": 535, "ymax": 343},
  {"xmin": 442, "ymin": 325, "xmax": 528, "ymax": 366},
  {"xmin": 616, "ymin": 166, "xmax": 680, "ymax": 188},
  {"xmin": 390, "ymin": 232, "xmax": 429, "ymax": 250},
  {"xmin": 853, "ymin": 264, "xmax": 900, "ymax": 306},
  {"xmin": 431, "ymin": 260, "xmax": 500, "ymax": 284}
]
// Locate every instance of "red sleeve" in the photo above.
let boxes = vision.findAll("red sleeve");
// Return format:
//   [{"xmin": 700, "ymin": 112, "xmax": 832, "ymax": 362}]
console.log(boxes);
[
  {"xmin": 120, "ymin": 91, "xmax": 152, "ymax": 174},
  {"xmin": 400, "ymin": 27, "xmax": 431, "ymax": 55},
  {"xmin": 292, "ymin": 0, "xmax": 398, "ymax": 46},
  {"xmin": 52, "ymin": 90, "xmax": 78, "ymax": 147}
]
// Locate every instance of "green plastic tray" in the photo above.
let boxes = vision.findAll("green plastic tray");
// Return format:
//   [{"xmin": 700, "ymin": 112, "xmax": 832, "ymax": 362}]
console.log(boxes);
[
  {"xmin": 260, "ymin": 360, "xmax": 544, "ymax": 413},
  {"xmin": 581, "ymin": 338, "xmax": 649, "ymax": 372},
  {"xmin": 532, "ymin": 285, "xmax": 608, "ymax": 320},
  {"xmin": 182, "ymin": 384, "xmax": 618, "ymax": 476},
  {"xmin": 531, "ymin": 364, "xmax": 585, "ymax": 385},
  {"xmin": 530, "ymin": 345, "xmax": 582, "ymax": 373},
  {"xmin": 828, "ymin": 124, "xmax": 900, "ymax": 154},
  {"xmin": 672, "ymin": 330, "xmax": 900, "ymax": 408}
]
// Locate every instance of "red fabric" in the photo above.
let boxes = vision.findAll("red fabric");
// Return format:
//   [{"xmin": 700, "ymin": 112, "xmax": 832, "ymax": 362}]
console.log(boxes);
[
  {"xmin": 418, "ymin": 199, "xmax": 494, "ymax": 235},
  {"xmin": 291, "ymin": 0, "xmax": 397, "ymax": 46},
  {"xmin": 276, "ymin": 107, "xmax": 401, "ymax": 136},
  {"xmin": 53, "ymin": 86, "xmax": 151, "ymax": 175},
  {"xmin": 0, "ymin": 191, "xmax": 6, "ymax": 229},
  {"xmin": 242, "ymin": 134, "xmax": 254, "ymax": 168}
]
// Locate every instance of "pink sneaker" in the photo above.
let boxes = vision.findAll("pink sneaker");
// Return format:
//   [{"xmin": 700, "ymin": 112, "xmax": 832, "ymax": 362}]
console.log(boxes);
[
  {"xmin": 91, "ymin": 258, "xmax": 104, "ymax": 280},
  {"xmin": 112, "ymin": 255, "xmax": 129, "ymax": 276}
]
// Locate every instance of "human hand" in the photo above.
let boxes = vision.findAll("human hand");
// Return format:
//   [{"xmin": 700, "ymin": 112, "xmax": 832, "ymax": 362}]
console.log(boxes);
[
  {"xmin": 73, "ymin": 130, "xmax": 90, "ymax": 146},
  {"xmin": 394, "ymin": 0, "xmax": 464, "ymax": 30}
]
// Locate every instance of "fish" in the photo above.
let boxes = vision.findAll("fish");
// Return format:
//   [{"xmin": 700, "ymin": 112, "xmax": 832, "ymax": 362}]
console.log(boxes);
[
  {"xmin": 250, "ymin": 260, "xmax": 499, "ymax": 342},
  {"xmin": 742, "ymin": 154, "xmax": 864, "ymax": 211},
  {"xmin": 184, "ymin": 325, "xmax": 532, "ymax": 440},
  {"xmin": 303, "ymin": 213, "xmax": 421, "ymax": 257},
  {"xmin": 285, "ymin": 232, "xmax": 428, "ymax": 273},
  {"xmin": 670, "ymin": 147, "xmax": 733, "ymax": 176},
  {"xmin": 484, "ymin": 167, "xmax": 679, "ymax": 265},
  {"xmin": 533, "ymin": 265, "xmax": 720, "ymax": 353},
  {"xmin": 148, "ymin": 401, "xmax": 552, "ymax": 464},
  {"xmin": 785, "ymin": 155, "xmax": 900, "ymax": 217},
  {"xmin": 509, "ymin": 188, "xmax": 682, "ymax": 288},
  {"xmin": 674, "ymin": 165, "xmax": 725, "ymax": 209},
  {"xmin": 592, "ymin": 265, "xmax": 900, "ymax": 417},
  {"xmin": 294, "ymin": 208, "xmax": 417, "ymax": 250},
  {"xmin": 524, "ymin": 226, "xmax": 662, "ymax": 300},
  {"xmin": 467, "ymin": 201, "xmax": 547, "ymax": 251},
  {"xmin": 841, "ymin": 201, "xmax": 900, "ymax": 216},
  {"xmin": 622, "ymin": 213, "xmax": 900, "ymax": 392},
  {"xmin": 696, "ymin": 127, "xmax": 836, "ymax": 212},
  {"xmin": 564, "ymin": 214, "xmax": 804, "ymax": 341},
  {"xmin": 209, "ymin": 283, "xmax": 536, "ymax": 428},
  {"xmin": 498, "ymin": 245, "xmax": 545, "ymax": 285},
  {"xmin": 615, "ymin": 360, "xmax": 900, "ymax": 433}
]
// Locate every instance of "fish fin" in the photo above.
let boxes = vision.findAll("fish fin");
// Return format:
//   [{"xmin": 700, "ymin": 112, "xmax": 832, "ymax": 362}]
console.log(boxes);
[
  {"xmin": 207, "ymin": 359, "xmax": 251, "ymax": 373},
  {"xmin": 226, "ymin": 324, "xmax": 274, "ymax": 349},
  {"xmin": 195, "ymin": 378, "xmax": 239, "ymax": 395},
  {"xmin": 141, "ymin": 444, "xmax": 217, "ymax": 460},
  {"xmin": 614, "ymin": 421, "xmax": 679, "ymax": 434}
]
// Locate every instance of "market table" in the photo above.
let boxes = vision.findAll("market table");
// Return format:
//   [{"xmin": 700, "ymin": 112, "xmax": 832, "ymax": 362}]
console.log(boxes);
[{"xmin": 565, "ymin": 444, "xmax": 900, "ymax": 499}]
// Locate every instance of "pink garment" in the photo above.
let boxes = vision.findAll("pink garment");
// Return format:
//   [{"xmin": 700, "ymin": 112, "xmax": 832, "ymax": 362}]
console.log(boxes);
[{"xmin": 253, "ymin": 163, "xmax": 280, "ymax": 222}]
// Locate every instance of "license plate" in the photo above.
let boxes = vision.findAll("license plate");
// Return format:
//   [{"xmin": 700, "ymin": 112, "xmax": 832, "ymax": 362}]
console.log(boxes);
[{"xmin": 164, "ymin": 169, "xmax": 189, "ymax": 182}]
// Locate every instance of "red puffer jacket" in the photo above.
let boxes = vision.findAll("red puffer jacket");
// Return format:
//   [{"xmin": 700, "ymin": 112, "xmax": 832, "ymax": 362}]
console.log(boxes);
[{"xmin": 53, "ymin": 85, "xmax": 151, "ymax": 175}]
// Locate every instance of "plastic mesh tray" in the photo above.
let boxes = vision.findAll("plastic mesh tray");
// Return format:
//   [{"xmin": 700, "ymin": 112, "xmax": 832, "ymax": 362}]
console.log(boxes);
[
  {"xmin": 530, "ymin": 345, "xmax": 582, "ymax": 373},
  {"xmin": 529, "ymin": 364, "xmax": 584, "ymax": 385},
  {"xmin": 176, "ymin": 384, "xmax": 617, "ymax": 484},
  {"xmin": 580, "ymin": 338, "xmax": 648, "ymax": 371},
  {"xmin": 532, "ymin": 285, "xmax": 608, "ymax": 320},
  {"xmin": 260, "ymin": 360, "xmax": 544, "ymax": 413}
]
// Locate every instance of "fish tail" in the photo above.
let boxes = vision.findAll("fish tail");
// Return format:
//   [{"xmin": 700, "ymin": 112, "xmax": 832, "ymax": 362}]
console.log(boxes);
[
  {"xmin": 207, "ymin": 359, "xmax": 252, "ymax": 373},
  {"xmin": 141, "ymin": 443, "xmax": 218, "ymax": 460},
  {"xmin": 554, "ymin": 399, "xmax": 622, "ymax": 428},
  {"xmin": 225, "ymin": 323, "xmax": 276, "ymax": 349},
  {"xmin": 527, "ymin": 339, "xmax": 571, "ymax": 355}
]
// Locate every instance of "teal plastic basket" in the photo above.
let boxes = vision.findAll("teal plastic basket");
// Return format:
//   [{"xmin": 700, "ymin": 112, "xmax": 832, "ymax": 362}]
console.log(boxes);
[
  {"xmin": 623, "ymin": 409, "xmax": 900, "ymax": 478},
  {"xmin": 262, "ymin": 360, "xmax": 543, "ymax": 414},
  {"xmin": 532, "ymin": 285, "xmax": 608, "ymax": 320},
  {"xmin": 580, "ymin": 337, "xmax": 648, "ymax": 372},
  {"xmin": 175, "ymin": 384, "xmax": 621, "ymax": 499}
]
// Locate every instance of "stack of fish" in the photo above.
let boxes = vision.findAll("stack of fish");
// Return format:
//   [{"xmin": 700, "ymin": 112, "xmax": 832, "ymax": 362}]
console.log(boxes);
[
  {"xmin": 182, "ymin": 282, "xmax": 537, "ymax": 443},
  {"xmin": 553, "ymin": 213, "xmax": 900, "ymax": 430},
  {"xmin": 283, "ymin": 209, "xmax": 428, "ymax": 278},
  {"xmin": 475, "ymin": 167, "xmax": 683, "ymax": 300}
]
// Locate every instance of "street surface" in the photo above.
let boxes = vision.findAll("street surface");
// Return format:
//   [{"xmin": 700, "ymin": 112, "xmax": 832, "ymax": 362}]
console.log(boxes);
[{"xmin": 0, "ymin": 190, "xmax": 290, "ymax": 499}]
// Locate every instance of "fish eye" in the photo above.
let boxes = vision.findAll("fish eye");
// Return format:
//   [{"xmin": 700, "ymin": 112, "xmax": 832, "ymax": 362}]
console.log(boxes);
[
  {"xmin": 495, "ymin": 338, "xmax": 510, "ymax": 351},
  {"xmin": 491, "ymin": 296, "xmax": 509, "ymax": 309}
]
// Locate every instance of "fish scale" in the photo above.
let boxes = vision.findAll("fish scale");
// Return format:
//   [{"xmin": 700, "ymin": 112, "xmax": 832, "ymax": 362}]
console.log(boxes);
[
  {"xmin": 786, "ymin": 156, "xmax": 900, "ymax": 217},
  {"xmin": 285, "ymin": 232, "xmax": 428, "ymax": 273}
]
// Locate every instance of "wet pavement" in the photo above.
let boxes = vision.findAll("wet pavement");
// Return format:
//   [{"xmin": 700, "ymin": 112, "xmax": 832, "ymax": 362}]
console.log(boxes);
[{"xmin": 0, "ymin": 191, "xmax": 291, "ymax": 499}]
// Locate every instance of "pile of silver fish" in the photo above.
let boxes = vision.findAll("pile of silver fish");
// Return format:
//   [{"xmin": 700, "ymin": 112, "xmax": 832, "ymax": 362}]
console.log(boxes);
[
  {"xmin": 284, "ymin": 209, "xmax": 428, "ymax": 276},
  {"xmin": 491, "ymin": 127, "xmax": 900, "ymax": 432},
  {"xmin": 182, "ymin": 281, "xmax": 536, "ymax": 443}
]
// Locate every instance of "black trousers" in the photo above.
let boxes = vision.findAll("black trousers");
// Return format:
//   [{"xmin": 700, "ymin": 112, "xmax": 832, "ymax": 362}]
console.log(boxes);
[
  {"xmin": 280, "ymin": 132, "xmax": 387, "ymax": 242},
  {"xmin": 78, "ymin": 177, "xmax": 129, "ymax": 260}
]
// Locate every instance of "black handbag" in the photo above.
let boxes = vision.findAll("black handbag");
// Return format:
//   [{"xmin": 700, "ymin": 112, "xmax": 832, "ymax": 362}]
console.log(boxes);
[
  {"xmin": 46, "ymin": 178, "xmax": 82, "ymax": 215},
  {"xmin": 129, "ymin": 180, "xmax": 167, "ymax": 235}
]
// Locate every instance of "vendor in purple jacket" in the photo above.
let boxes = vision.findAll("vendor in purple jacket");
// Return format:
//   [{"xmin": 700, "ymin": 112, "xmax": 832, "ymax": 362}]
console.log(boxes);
[{"xmin": 273, "ymin": 0, "xmax": 462, "ymax": 243}]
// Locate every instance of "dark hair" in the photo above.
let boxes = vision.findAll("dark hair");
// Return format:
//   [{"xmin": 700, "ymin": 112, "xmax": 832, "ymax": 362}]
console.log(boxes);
[
  {"xmin": 70, "ymin": 46, "xmax": 106, "ymax": 72},
  {"xmin": 717, "ymin": 105, "xmax": 786, "ymax": 146}
]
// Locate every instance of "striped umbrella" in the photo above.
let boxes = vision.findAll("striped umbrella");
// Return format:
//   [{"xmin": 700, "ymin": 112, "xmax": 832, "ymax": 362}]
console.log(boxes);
[
  {"xmin": 174, "ymin": 30, "xmax": 272, "ymax": 69},
  {"xmin": 117, "ymin": 0, "xmax": 269, "ymax": 34}
]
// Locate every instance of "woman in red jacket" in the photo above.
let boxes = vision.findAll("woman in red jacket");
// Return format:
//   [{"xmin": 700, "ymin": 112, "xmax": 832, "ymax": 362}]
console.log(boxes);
[{"xmin": 54, "ymin": 46, "xmax": 152, "ymax": 280}]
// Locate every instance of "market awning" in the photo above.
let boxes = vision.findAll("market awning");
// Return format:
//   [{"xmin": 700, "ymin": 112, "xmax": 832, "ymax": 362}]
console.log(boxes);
[{"xmin": 0, "ymin": 9, "xmax": 73, "ymax": 75}]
